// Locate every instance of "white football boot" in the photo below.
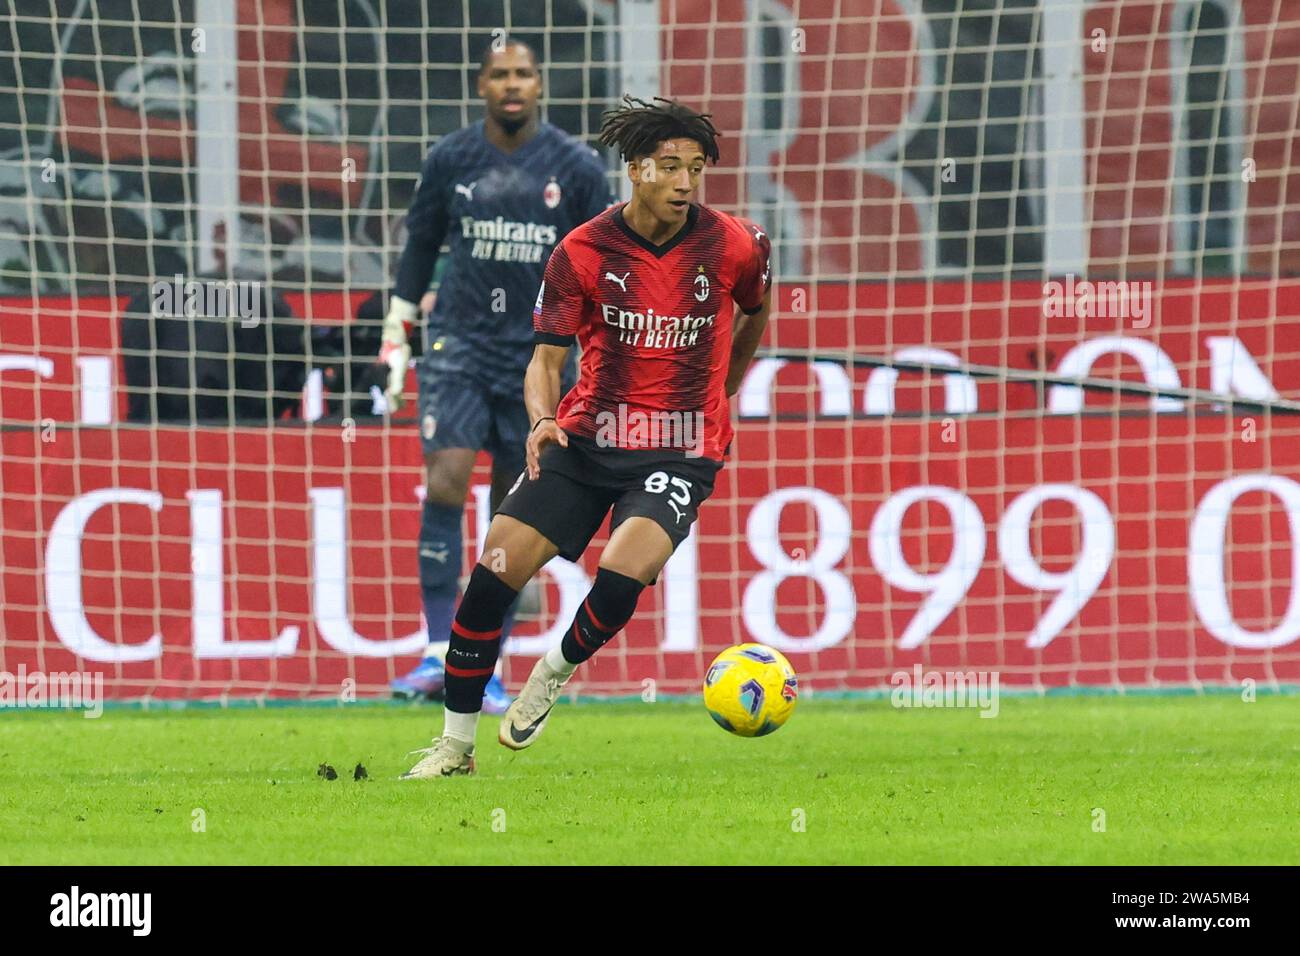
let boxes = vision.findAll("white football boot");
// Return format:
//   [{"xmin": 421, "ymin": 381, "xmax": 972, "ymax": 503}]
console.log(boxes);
[
  {"xmin": 498, "ymin": 658, "xmax": 570, "ymax": 751},
  {"xmin": 400, "ymin": 736, "xmax": 475, "ymax": 779}
]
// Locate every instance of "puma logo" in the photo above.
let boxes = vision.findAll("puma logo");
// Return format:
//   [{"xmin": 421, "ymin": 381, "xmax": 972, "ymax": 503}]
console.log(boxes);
[
  {"xmin": 455, "ymin": 181, "xmax": 477, "ymax": 201},
  {"xmin": 668, "ymin": 499, "xmax": 687, "ymax": 525},
  {"xmin": 604, "ymin": 271, "xmax": 630, "ymax": 292}
]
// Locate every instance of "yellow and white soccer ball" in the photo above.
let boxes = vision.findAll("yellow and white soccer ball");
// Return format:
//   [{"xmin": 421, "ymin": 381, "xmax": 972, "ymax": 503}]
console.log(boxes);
[{"xmin": 702, "ymin": 643, "xmax": 798, "ymax": 737}]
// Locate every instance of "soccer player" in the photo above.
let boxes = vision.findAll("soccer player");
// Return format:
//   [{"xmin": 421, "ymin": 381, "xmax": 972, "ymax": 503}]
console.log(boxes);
[
  {"xmin": 381, "ymin": 38, "xmax": 613, "ymax": 708},
  {"xmin": 402, "ymin": 96, "xmax": 772, "ymax": 778}
]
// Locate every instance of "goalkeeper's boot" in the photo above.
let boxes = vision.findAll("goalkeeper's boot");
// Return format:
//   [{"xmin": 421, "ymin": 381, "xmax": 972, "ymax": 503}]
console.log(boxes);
[
  {"xmin": 400, "ymin": 736, "xmax": 475, "ymax": 779},
  {"xmin": 481, "ymin": 674, "xmax": 510, "ymax": 716},
  {"xmin": 498, "ymin": 658, "xmax": 570, "ymax": 751},
  {"xmin": 390, "ymin": 655, "xmax": 446, "ymax": 701}
]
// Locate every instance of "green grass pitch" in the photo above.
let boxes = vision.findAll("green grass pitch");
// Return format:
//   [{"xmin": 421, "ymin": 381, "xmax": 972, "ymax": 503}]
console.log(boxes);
[{"xmin": 2, "ymin": 695, "xmax": 1298, "ymax": 865}]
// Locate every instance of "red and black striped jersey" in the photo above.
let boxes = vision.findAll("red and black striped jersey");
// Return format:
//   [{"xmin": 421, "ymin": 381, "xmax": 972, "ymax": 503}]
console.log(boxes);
[{"xmin": 533, "ymin": 202, "xmax": 771, "ymax": 462}]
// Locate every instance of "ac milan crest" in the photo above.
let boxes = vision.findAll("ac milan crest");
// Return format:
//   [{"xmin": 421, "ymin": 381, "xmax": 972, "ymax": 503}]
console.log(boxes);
[
  {"xmin": 693, "ymin": 266, "xmax": 710, "ymax": 302},
  {"xmin": 543, "ymin": 178, "xmax": 562, "ymax": 209}
]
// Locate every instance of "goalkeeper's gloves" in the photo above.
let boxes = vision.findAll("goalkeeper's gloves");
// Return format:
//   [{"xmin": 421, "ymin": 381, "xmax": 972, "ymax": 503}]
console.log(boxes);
[{"xmin": 379, "ymin": 295, "xmax": 418, "ymax": 413}]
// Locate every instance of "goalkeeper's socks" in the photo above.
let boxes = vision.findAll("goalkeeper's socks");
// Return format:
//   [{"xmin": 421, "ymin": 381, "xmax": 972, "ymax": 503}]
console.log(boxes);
[
  {"xmin": 418, "ymin": 500, "xmax": 464, "ymax": 644},
  {"xmin": 558, "ymin": 567, "xmax": 645, "ymax": 665},
  {"xmin": 421, "ymin": 584, "xmax": 457, "ymax": 648},
  {"xmin": 444, "ymin": 564, "xmax": 518, "ymax": 713}
]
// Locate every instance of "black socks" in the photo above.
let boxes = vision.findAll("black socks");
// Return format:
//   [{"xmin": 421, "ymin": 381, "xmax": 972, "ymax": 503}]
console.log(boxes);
[
  {"xmin": 559, "ymin": 567, "xmax": 645, "ymax": 665},
  {"xmin": 444, "ymin": 564, "xmax": 518, "ymax": 713}
]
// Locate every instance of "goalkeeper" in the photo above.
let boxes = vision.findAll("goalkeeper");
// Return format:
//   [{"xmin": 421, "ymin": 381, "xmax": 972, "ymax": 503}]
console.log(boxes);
[{"xmin": 381, "ymin": 37, "xmax": 613, "ymax": 708}]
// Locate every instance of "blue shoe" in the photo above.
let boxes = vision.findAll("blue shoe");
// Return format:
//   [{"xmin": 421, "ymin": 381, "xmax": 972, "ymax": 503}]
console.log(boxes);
[
  {"xmin": 481, "ymin": 674, "xmax": 510, "ymax": 715},
  {"xmin": 391, "ymin": 656, "xmax": 446, "ymax": 701}
]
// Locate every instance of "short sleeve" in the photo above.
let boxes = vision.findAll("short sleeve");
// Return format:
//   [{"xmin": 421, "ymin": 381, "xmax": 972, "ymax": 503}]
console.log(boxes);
[
  {"xmin": 732, "ymin": 221, "xmax": 772, "ymax": 315},
  {"xmin": 534, "ymin": 241, "xmax": 587, "ymax": 346}
]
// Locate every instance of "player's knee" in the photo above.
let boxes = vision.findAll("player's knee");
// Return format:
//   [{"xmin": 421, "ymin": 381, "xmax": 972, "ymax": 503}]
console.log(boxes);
[
  {"xmin": 600, "ymin": 517, "xmax": 675, "ymax": 584},
  {"xmin": 598, "ymin": 557, "xmax": 662, "ymax": 587},
  {"xmin": 589, "ymin": 567, "xmax": 645, "ymax": 621},
  {"xmin": 473, "ymin": 546, "xmax": 536, "ymax": 592},
  {"xmin": 478, "ymin": 516, "xmax": 556, "ymax": 590},
  {"xmin": 598, "ymin": 543, "xmax": 672, "ymax": 586},
  {"xmin": 424, "ymin": 465, "xmax": 470, "ymax": 507},
  {"xmin": 475, "ymin": 543, "xmax": 511, "ymax": 580}
]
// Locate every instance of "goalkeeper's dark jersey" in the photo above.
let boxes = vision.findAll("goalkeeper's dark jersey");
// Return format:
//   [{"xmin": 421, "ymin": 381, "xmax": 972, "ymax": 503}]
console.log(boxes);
[{"xmin": 395, "ymin": 120, "xmax": 613, "ymax": 375}]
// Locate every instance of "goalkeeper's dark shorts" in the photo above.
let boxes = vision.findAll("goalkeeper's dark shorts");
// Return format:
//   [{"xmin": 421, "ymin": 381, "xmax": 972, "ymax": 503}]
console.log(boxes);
[
  {"xmin": 495, "ymin": 433, "xmax": 723, "ymax": 562},
  {"xmin": 416, "ymin": 333, "xmax": 575, "ymax": 472}
]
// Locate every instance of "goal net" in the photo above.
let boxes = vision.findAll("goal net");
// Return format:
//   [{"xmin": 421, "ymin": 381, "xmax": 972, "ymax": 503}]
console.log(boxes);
[{"xmin": 2, "ymin": 0, "xmax": 1300, "ymax": 700}]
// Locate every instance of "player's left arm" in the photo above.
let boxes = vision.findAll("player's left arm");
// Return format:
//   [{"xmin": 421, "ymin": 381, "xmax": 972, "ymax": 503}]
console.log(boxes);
[
  {"xmin": 725, "ymin": 222, "xmax": 773, "ymax": 396},
  {"xmin": 726, "ymin": 291, "xmax": 772, "ymax": 396}
]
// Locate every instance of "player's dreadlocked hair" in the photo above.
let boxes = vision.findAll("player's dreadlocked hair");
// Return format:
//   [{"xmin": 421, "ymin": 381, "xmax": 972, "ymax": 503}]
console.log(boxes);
[{"xmin": 599, "ymin": 95, "xmax": 722, "ymax": 164}]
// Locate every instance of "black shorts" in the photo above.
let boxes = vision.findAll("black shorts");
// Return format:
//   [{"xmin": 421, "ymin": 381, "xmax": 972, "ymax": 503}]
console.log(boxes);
[{"xmin": 495, "ymin": 434, "xmax": 723, "ymax": 562}]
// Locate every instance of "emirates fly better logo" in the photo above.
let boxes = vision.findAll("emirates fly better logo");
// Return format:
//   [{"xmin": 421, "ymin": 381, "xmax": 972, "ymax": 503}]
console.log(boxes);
[
  {"xmin": 600, "ymin": 303, "xmax": 716, "ymax": 349},
  {"xmin": 461, "ymin": 217, "xmax": 558, "ymax": 263}
]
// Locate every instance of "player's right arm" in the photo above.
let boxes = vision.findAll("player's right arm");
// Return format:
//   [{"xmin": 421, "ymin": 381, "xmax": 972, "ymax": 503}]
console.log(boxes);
[
  {"xmin": 523, "ymin": 344, "xmax": 571, "ymax": 479},
  {"xmin": 524, "ymin": 242, "xmax": 588, "ymax": 478},
  {"xmin": 381, "ymin": 144, "xmax": 451, "ymax": 412}
]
